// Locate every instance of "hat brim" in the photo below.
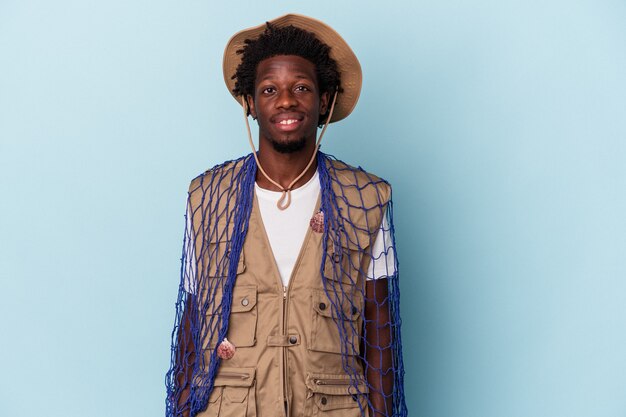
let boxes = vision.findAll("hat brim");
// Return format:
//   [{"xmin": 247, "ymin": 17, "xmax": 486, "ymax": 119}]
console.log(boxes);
[{"xmin": 222, "ymin": 13, "xmax": 362, "ymax": 123}]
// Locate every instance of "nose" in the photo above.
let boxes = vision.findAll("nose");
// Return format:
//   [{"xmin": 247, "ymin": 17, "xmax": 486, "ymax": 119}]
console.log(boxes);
[{"xmin": 275, "ymin": 88, "xmax": 297, "ymax": 109}]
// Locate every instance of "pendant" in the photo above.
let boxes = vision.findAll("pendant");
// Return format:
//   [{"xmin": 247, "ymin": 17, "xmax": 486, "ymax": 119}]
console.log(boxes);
[
  {"xmin": 310, "ymin": 210, "xmax": 324, "ymax": 233},
  {"xmin": 217, "ymin": 338, "xmax": 236, "ymax": 360}
]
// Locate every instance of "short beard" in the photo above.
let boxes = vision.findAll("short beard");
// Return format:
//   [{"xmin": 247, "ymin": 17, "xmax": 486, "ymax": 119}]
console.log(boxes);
[{"xmin": 268, "ymin": 135, "xmax": 308, "ymax": 154}]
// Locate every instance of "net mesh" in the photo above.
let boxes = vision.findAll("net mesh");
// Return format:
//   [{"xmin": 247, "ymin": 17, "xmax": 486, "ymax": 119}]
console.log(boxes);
[{"xmin": 165, "ymin": 152, "xmax": 407, "ymax": 417}]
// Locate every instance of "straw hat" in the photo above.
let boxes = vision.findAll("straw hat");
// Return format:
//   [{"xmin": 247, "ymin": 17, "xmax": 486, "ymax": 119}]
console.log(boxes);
[{"xmin": 222, "ymin": 13, "xmax": 362, "ymax": 123}]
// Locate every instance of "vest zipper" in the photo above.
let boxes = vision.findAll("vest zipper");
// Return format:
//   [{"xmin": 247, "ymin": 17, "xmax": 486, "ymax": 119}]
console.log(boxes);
[
  {"xmin": 282, "ymin": 285, "xmax": 289, "ymax": 417},
  {"xmin": 281, "ymin": 218, "xmax": 315, "ymax": 417}
]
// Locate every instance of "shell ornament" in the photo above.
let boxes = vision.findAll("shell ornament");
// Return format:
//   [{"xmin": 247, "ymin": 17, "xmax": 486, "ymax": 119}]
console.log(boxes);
[
  {"xmin": 217, "ymin": 338, "xmax": 236, "ymax": 360},
  {"xmin": 309, "ymin": 210, "xmax": 324, "ymax": 233}
]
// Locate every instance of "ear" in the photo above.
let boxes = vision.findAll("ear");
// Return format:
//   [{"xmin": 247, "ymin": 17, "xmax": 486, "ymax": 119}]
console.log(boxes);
[
  {"xmin": 246, "ymin": 95, "xmax": 257, "ymax": 119},
  {"xmin": 319, "ymin": 91, "xmax": 330, "ymax": 116}
]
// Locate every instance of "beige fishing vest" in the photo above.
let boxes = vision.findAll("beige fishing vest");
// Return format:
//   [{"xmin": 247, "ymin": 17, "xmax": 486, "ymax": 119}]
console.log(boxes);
[{"xmin": 189, "ymin": 159, "xmax": 390, "ymax": 417}]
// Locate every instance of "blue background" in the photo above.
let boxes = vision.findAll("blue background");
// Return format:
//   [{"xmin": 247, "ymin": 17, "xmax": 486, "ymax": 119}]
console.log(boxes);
[{"xmin": 1, "ymin": 1, "xmax": 625, "ymax": 416}]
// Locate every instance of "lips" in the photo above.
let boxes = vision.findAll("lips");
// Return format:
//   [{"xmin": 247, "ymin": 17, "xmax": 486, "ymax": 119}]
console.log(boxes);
[{"xmin": 271, "ymin": 113, "xmax": 304, "ymax": 132}]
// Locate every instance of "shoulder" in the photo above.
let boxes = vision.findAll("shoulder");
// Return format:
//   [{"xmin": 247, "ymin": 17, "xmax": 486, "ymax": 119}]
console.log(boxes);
[
  {"xmin": 188, "ymin": 154, "xmax": 251, "ymax": 195},
  {"xmin": 322, "ymin": 154, "xmax": 392, "ymax": 205},
  {"xmin": 187, "ymin": 154, "xmax": 252, "ymax": 212}
]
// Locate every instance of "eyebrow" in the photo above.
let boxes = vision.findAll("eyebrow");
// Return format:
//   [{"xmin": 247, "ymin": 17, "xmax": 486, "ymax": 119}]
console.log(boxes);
[{"xmin": 258, "ymin": 74, "xmax": 312, "ymax": 83}]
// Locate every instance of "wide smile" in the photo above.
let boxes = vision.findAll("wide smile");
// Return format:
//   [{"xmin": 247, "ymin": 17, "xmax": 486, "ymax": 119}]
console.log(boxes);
[{"xmin": 271, "ymin": 114, "xmax": 305, "ymax": 132}]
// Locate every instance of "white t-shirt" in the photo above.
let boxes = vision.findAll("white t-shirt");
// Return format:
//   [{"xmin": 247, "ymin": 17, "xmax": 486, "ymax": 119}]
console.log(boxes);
[
  {"xmin": 255, "ymin": 170, "xmax": 395, "ymax": 286},
  {"xmin": 183, "ymin": 170, "xmax": 396, "ymax": 292}
]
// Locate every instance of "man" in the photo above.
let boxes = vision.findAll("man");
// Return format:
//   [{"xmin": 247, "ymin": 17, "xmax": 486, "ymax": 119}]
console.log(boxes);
[{"xmin": 165, "ymin": 14, "xmax": 407, "ymax": 417}]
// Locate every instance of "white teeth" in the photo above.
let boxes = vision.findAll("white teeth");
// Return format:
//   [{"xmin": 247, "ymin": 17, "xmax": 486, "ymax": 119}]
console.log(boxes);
[{"xmin": 279, "ymin": 119, "xmax": 298, "ymax": 125}]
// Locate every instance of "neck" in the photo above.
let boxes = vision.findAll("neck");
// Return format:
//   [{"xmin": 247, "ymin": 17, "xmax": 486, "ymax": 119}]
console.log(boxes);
[{"xmin": 255, "ymin": 138, "xmax": 318, "ymax": 191}]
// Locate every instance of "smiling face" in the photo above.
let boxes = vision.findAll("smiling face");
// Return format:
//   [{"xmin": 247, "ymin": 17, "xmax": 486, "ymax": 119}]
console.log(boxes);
[{"xmin": 247, "ymin": 55, "xmax": 329, "ymax": 154}]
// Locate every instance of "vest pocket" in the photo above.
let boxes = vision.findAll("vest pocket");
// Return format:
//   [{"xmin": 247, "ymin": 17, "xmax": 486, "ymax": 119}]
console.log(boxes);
[
  {"xmin": 195, "ymin": 386, "xmax": 223, "ymax": 417},
  {"xmin": 225, "ymin": 285, "xmax": 258, "ymax": 348},
  {"xmin": 323, "ymin": 225, "xmax": 372, "ymax": 285},
  {"xmin": 309, "ymin": 290, "xmax": 361, "ymax": 355},
  {"xmin": 204, "ymin": 285, "xmax": 258, "ymax": 349},
  {"xmin": 304, "ymin": 372, "xmax": 369, "ymax": 417},
  {"xmin": 197, "ymin": 367, "xmax": 257, "ymax": 417},
  {"xmin": 204, "ymin": 241, "xmax": 246, "ymax": 278}
]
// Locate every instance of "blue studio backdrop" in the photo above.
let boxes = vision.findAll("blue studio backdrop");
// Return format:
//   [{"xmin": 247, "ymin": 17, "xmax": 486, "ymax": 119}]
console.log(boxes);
[{"xmin": 1, "ymin": 1, "xmax": 625, "ymax": 416}]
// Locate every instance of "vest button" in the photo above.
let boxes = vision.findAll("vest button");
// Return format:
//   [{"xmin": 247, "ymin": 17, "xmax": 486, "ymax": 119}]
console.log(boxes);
[
  {"xmin": 320, "ymin": 397, "xmax": 328, "ymax": 405},
  {"xmin": 332, "ymin": 252, "xmax": 342, "ymax": 263},
  {"xmin": 289, "ymin": 336, "xmax": 297, "ymax": 344},
  {"xmin": 351, "ymin": 306, "xmax": 358, "ymax": 315},
  {"xmin": 319, "ymin": 302, "xmax": 326, "ymax": 310},
  {"xmin": 241, "ymin": 298, "xmax": 249, "ymax": 307}
]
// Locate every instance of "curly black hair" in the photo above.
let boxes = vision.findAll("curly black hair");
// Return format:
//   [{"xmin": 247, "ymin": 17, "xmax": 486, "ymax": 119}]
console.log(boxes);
[{"xmin": 232, "ymin": 23, "xmax": 341, "ymax": 125}]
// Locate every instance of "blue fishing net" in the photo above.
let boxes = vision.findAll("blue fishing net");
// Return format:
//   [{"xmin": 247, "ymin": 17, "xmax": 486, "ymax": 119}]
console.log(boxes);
[{"xmin": 165, "ymin": 152, "xmax": 406, "ymax": 417}]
